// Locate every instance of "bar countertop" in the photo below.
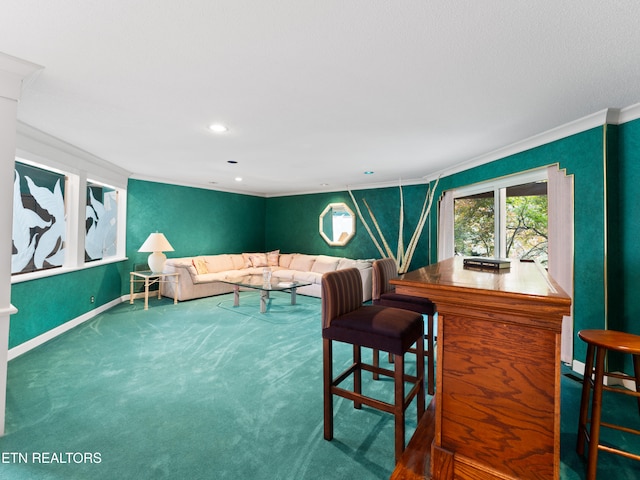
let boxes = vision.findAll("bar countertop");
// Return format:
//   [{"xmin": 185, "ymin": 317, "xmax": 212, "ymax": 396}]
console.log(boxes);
[{"xmin": 391, "ymin": 257, "xmax": 571, "ymax": 326}]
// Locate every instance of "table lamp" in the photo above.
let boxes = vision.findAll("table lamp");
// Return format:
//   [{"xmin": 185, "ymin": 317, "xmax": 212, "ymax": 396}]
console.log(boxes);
[{"xmin": 138, "ymin": 232, "xmax": 174, "ymax": 273}]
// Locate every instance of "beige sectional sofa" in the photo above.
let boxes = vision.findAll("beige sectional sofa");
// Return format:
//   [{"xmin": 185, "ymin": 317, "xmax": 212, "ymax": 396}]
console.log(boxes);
[{"xmin": 160, "ymin": 251, "xmax": 373, "ymax": 302}]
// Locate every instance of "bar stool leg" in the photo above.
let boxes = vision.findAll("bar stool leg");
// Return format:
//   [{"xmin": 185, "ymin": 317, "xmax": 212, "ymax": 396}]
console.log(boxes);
[
  {"xmin": 586, "ymin": 347, "xmax": 607, "ymax": 480},
  {"xmin": 427, "ymin": 314, "xmax": 435, "ymax": 395},
  {"xmin": 577, "ymin": 343, "xmax": 596, "ymax": 456},
  {"xmin": 354, "ymin": 345, "xmax": 362, "ymax": 409},
  {"xmin": 372, "ymin": 349, "xmax": 380, "ymax": 381},
  {"xmin": 416, "ymin": 337, "xmax": 425, "ymax": 418},
  {"xmin": 394, "ymin": 353, "xmax": 405, "ymax": 463},
  {"xmin": 323, "ymin": 338, "xmax": 334, "ymax": 441}
]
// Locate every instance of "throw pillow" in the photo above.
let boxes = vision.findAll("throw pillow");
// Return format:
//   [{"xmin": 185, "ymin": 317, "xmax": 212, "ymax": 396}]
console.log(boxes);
[
  {"xmin": 242, "ymin": 252, "xmax": 258, "ymax": 268},
  {"xmin": 249, "ymin": 253, "xmax": 268, "ymax": 267},
  {"xmin": 267, "ymin": 249, "xmax": 280, "ymax": 266},
  {"xmin": 192, "ymin": 258, "xmax": 209, "ymax": 275}
]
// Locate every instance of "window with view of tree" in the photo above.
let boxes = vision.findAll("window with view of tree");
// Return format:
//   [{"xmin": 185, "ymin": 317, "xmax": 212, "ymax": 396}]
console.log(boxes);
[
  {"xmin": 454, "ymin": 180, "xmax": 548, "ymax": 264},
  {"xmin": 454, "ymin": 192, "xmax": 495, "ymax": 256}
]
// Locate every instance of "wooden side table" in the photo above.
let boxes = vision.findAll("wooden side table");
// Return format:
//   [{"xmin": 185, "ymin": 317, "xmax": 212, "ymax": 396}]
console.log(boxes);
[{"xmin": 129, "ymin": 271, "xmax": 180, "ymax": 310}]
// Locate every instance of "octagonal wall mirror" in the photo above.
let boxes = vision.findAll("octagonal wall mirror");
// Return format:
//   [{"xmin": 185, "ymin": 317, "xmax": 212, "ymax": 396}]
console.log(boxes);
[{"xmin": 319, "ymin": 202, "xmax": 356, "ymax": 246}]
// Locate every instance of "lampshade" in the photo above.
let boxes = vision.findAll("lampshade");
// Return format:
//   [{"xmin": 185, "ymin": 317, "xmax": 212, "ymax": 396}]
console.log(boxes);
[
  {"xmin": 138, "ymin": 233, "xmax": 174, "ymax": 253},
  {"xmin": 138, "ymin": 233, "xmax": 174, "ymax": 273}
]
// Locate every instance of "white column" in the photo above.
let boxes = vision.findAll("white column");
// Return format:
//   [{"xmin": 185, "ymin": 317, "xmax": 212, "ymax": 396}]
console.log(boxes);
[{"xmin": 0, "ymin": 52, "xmax": 42, "ymax": 436}]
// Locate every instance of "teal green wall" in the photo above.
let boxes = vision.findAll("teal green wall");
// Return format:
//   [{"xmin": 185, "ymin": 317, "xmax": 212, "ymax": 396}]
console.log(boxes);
[
  {"xmin": 619, "ymin": 119, "xmax": 640, "ymax": 336},
  {"xmin": 125, "ymin": 179, "xmax": 266, "ymax": 293},
  {"xmin": 9, "ymin": 262, "xmax": 125, "ymax": 348},
  {"xmin": 616, "ymin": 119, "xmax": 640, "ymax": 373},
  {"xmin": 265, "ymin": 183, "xmax": 435, "ymax": 271}
]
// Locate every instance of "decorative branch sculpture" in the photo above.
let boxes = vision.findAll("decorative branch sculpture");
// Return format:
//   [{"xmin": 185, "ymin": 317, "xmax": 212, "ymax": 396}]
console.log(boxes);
[{"xmin": 348, "ymin": 178, "xmax": 439, "ymax": 274}]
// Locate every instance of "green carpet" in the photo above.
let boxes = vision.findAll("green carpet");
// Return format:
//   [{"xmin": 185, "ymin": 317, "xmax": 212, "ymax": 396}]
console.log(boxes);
[
  {"xmin": 2, "ymin": 292, "xmax": 640, "ymax": 479},
  {"xmin": 0, "ymin": 292, "xmax": 423, "ymax": 479}
]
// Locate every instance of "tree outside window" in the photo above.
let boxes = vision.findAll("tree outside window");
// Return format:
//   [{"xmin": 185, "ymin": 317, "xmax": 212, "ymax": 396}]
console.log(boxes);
[{"xmin": 454, "ymin": 181, "xmax": 548, "ymax": 265}]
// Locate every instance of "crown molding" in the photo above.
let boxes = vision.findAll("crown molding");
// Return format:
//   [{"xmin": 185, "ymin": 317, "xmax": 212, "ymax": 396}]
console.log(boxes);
[
  {"xmin": 617, "ymin": 102, "xmax": 640, "ymax": 124},
  {"xmin": 266, "ymin": 176, "xmax": 430, "ymax": 198},
  {"xmin": 128, "ymin": 173, "xmax": 269, "ymax": 198},
  {"xmin": 16, "ymin": 121, "xmax": 131, "ymax": 189},
  {"xmin": 422, "ymin": 108, "xmax": 615, "ymax": 183},
  {"xmin": 0, "ymin": 52, "xmax": 42, "ymax": 101}
]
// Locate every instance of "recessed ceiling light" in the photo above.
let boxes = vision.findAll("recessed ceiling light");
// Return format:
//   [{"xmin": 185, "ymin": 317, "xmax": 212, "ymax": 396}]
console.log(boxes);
[
  {"xmin": 364, "ymin": 171, "xmax": 374, "ymax": 175},
  {"xmin": 209, "ymin": 124, "xmax": 228, "ymax": 133},
  {"xmin": 235, "ymin": 177, "xmax": 243, "ymax": 182},
  {"xmin": 227, "ymin": 160, "xmax": 238, "ymax": 164}
]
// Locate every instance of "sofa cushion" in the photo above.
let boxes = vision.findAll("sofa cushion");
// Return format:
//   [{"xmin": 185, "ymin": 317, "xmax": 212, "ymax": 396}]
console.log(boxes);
[
  {"xmin": 192, "ymin": 258, "xmax": 209, "ymax": 275},
  {"xmin": 272, "ymin": 270, "xmax": 295, "ymax": 281},
  {"xmin": 192, "ymin": 271, "xmax": 231, "ymax": 284},
  {"xmin": 311, "ymin": 255, "xmax": 340, "ymax": 274},
  {"xmin": 245, "ymin": 267, "xmax": 271, "ymax": 275},
  {"xmin": 289, "ymin": 254, "xmax": 317, "ymax": 272},
  {"xmin": 279, "ymin": 253, "xmax": 294, "ymax": 268},
  {"xmin": 293, "ymin": 271, "xmax": 323, "ymax": 284},
  {"xmin": 338, "ymin": 258, "xmax": 373, "ymax": 270},
  {"xmin": 230, "ymin": 254, "xmax": 246, "ymax": 270},
  {"xmin": 204, "ymin": 254, "xmax": 234, "ymax": 273}
]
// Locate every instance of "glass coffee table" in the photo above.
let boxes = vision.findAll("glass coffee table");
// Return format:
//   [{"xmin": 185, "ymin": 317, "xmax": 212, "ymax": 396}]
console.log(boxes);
[{"xmin": 220, "ymin": 274, "xmax": 312, "ymax": 313}]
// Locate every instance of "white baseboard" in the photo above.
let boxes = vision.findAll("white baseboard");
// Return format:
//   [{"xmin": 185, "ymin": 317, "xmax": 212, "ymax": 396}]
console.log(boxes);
[
  {"xmin": 571, "ymin": 359, "xmax": 585, "ymax": 377},
  {"xmin": 571, "ymin": 359, "xmax": 637, "ymax": 390},
  {"xmin": 8, "ymin": 296, "xmax": 126, "ymax": 361}
]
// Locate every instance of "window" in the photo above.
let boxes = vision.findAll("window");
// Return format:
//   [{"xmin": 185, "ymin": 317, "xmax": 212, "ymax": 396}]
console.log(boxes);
[
  {"xmin": 503, "ymin": 182, "xmax": 548, "ymax": 262},
  {"xmin": 449, "ymin": 170, "xmax": 548, "ymax": 264},
  {"xmin": 12, "ymin": 161, "xmax": 67, "ymax": 275},
  {"xmin": 454, "ymin": 191, "xmax": 495, "ymax": 256}
]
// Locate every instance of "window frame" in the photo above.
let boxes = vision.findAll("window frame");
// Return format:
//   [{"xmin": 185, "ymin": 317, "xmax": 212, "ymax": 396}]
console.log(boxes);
[{"xmin": 444, "ymin": 168, "xmax": 548, "ymax": 260}]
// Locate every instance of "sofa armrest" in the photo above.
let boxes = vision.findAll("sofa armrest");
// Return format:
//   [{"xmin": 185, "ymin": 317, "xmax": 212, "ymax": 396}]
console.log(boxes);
[{"xmin": 160, "ymin": 262, "xmax": 192, "ymax": 299}]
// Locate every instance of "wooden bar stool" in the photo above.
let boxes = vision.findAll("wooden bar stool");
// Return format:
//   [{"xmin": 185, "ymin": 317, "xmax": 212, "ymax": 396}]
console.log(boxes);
[
  {"xmin": 321, "ymin": 268, "xmax": 425, "ymax": 463},
  {"xmin": 372, "ymin": 258, "xmax": 436, "ymax": 395},
  {"xmin": 576, "ymin": 329, "xmax": 640, "ymax": 480}
]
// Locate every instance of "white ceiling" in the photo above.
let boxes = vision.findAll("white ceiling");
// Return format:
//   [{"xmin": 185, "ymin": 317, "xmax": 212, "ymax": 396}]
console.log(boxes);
[{"xmin": 2, "ymin": 1, "xmax": 640, "ymax": 196}]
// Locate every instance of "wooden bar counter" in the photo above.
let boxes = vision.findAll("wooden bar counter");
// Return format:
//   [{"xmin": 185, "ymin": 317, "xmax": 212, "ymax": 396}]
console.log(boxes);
[{"xmin": 391, "ymin": 257, "xmax": 571, "ymax": 480}]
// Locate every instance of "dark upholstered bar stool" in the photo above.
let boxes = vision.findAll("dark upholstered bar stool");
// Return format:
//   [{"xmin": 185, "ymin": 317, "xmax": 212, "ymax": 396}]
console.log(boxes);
[
  {"xmin": 321, "ymin": 268, "xmax": 425, "ymax": 463},
  {"xmin": 577, "ymin": 329, "xmax": 640, "ymax": 480},
  {"xmin": 372, "ymin": 258, "xmax": 436, "ymax": 395}
]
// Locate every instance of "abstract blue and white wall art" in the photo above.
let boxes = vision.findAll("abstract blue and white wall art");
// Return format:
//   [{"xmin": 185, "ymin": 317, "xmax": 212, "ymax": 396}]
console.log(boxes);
[{"xmin": 12, "ymin": 164, "xmax": 66, "ymax": 274}]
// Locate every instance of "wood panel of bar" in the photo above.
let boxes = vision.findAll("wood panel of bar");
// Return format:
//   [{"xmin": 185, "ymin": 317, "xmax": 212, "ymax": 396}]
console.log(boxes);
[{"xmin": 391, "ymin": 257, "xmax": 571, "ymax": 480}]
